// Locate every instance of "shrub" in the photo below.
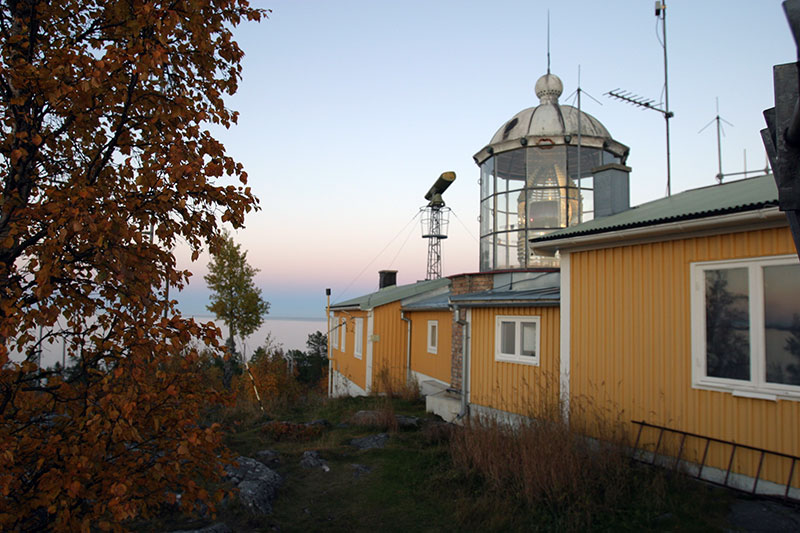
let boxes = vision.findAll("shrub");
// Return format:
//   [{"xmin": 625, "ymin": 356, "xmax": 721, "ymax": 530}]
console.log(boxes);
[
  {"xmin": 449, "ymin": 412, "xmax": 670, "ymax": 530},
  {"xmin": 373, "ymin": 366, "xmax": 421, "ymax": 402}
]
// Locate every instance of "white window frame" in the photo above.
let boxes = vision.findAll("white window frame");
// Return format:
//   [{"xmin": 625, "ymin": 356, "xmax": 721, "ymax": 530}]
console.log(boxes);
[
  {"xmin": 354, "ymin": 317, "xmax": 363, "ymax": 359},
  {"xmin": 494, "ymin": 315, "xmax": 540, "ymax": 366},
  {"xmin": 340, "ymin": 317, "xmax": 346, "ymax": 352},
  {"xmin": 331, "ymin": 315, "xmax": 339, "ymax": 349},
  {"xmin": 690, "ymin": 255, "xmax": 800, "ymax": 400},
  {"xmin": 427, "ymin": 320, "xmax": 438, "ymax": 354}
]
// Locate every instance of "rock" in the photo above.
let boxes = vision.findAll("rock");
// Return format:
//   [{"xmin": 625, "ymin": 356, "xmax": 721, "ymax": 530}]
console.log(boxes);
[
  {"xmin": 299, "ymin": 450, "xmax": 328, "ymax": 469},
  {"xmin": 350, "ymin": 410, "xmax": 383, "ymax": 426},
  {"xmin": 168, "ymin": 523, "xmax": 232, "ymax": 533},
  {"xmin": 306, "ymin": 419, "xmax": 331, "ymax": 427},
  {"xmin": 395, "ymin": 415, "xmax": 420, "ymax": 429},
  {"xmin": 224, "ymin": 456, "xmax": 282, "ymax": 515},
  {"xmin": 350, "ymin": 410, "xmax": 420, "ymax": 430},
  {"xmin": 255, "ymin": 449, "xmax": 280, "ymax": 466},
  {"xmin": 351, "ymin": 433, "xmax": 389, "ymax": 450},
  {"xmin": 350, "ymin": 463, "xmax": 372, "ymax": 478}
]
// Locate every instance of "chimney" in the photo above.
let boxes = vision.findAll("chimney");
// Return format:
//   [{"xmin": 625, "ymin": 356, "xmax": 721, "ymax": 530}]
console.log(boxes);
[{"xmin": 379, "ymin": 270, "xmax": 397, "ymax": 289}]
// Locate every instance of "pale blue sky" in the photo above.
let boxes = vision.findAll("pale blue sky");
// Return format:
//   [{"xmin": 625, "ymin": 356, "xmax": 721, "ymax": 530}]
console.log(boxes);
[{"xmin": 174, "ymin": 1, "xmax": 793, "ymax": 318}]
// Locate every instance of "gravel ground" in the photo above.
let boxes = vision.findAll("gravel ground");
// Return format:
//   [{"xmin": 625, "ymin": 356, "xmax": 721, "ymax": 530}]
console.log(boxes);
[{"xmin": 727, "ymin": 497, "xmax": 800, "ymax": 532}]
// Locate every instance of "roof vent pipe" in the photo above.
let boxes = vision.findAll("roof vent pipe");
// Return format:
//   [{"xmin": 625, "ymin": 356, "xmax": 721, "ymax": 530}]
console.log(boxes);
[{"xmin": 378, "ymin": 270, "xmax": 397, "ymax": 289}]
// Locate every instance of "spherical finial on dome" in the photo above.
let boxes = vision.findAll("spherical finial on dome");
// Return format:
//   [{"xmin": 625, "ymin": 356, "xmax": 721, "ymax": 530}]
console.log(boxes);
[{"xmin": 535, "ymin": 73, "xmax": 563, "ymax": 104}]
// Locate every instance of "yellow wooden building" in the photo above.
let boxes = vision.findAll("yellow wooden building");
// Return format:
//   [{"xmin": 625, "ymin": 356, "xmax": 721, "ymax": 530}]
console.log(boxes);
[
  {"xmin": 448, "ymin": 271, "xmax": 561, "ymax": 421},
  {"xmin": 400, "ymin": 292, "xmax": 453, "ymax": 395},
  {"xmin": 325, "ymin": 68, "xmax": 800, "ymax": 497},
  {"xmin": 532, "ymin": 174, "xmax": 800, "ymax": 497},
  {"xmin": 328, "ymin": 275, "xmax": 450, "ymax": 396}
]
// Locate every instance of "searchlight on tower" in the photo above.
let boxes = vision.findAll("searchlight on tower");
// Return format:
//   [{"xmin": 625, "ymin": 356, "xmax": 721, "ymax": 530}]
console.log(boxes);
[{"xmin": 421, "ymin": 171, "xmax": 456, "ymax": 280}]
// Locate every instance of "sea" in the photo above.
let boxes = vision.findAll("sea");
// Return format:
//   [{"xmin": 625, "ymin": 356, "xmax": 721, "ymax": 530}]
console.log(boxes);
[
  {"xmin": 24, "ymin": 316, "xmax": 328, "ymax": 369},
  {"xmin": 190, "ymin": 315, "xmax": 328, "ymax": 359}
]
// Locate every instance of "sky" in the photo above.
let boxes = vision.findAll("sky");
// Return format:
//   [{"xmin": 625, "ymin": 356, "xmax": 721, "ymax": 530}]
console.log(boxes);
[{"xmin": 173, "ymin": 0, "xmax": 794, "ymax": 319}]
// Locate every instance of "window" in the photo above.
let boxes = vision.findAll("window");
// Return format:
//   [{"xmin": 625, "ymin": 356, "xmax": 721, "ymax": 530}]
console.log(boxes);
[
  {"xmin": 340, "ymin": 318, "xmax": 346, "ymax": 352},
  {"xmin": 330, "ymin": 316, "xmax": 338, "ymax": 349},
  {"xmin": 495, "ymin": 315, "xmax": 540, "ymax": 365},
  {"xmin": 427, "ymin": 320, "xmax": 438, "ymax": 354},
  {"xmin": 691, "ymin": 255, "xmax": 800, "ymax": 399},
  {"xmin": 354, "ymin": 317, "xmax": 363, "ymax": 359}
]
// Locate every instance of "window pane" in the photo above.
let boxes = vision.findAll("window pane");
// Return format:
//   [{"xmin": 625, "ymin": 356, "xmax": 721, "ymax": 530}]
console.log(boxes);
[
  {"xmin": 521, "ymin": 322, "xmax": 537, "ymax": 356},
  {"xmin": 430, "ymin": 324, "xmax": 437, "ymax": 348},
  {"xmin": 764, "ymin": 264, "xmax": 800, "ymax": 385},
  {"xmin": 500, "ymin": 321, "xmax": 515, "ymax": 354},
  {"xmin": 480, "ymin": 158, "xmax": 494, "ymax": 200},
  {"xmin": 480, "ymin": 198, "xmax": 493, "ymax": 237},
  {"xmin": 496, "ymin": 193, "xmax": 511, "ymax": 232},
  {"xmin": 495, "ymin": 150, "xmax": 526, "ymax": 192},
  {"xmin": 480, "ymin": 235, "xmax": 493, "ymax": 272},
  {"xmin": 705, "ymin": 268, "xmax": 750, "ymax": 380}
]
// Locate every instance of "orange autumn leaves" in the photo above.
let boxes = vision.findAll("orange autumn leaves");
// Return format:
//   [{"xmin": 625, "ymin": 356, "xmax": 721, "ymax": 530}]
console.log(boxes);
[{"xmin": 0, "ymin": 1, "xmax": 265, "ymax": 530}]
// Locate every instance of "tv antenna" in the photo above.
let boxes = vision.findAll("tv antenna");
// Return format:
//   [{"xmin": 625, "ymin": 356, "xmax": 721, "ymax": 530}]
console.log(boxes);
[
  {"xmin": 420, "ymin": 171, "xmax": 455, "ymax": 280},
  {"xmin": 698, "ymin": 97, "xmax": 734, "ymax": 184},
  {"xmin": 606, "ymin": 1, "xmax": 673, "ymax": 196}
]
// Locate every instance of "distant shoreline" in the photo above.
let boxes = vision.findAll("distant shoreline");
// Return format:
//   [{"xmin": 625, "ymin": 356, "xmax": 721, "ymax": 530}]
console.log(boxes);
[{"xmin": 189, "ymin": 315, "xmax": 326, "ymax": 323}]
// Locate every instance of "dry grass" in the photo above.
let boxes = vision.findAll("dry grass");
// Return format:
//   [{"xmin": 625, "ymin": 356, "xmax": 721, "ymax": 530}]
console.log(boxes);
[
  {"xmin": 348, "ymin": 399, "xmax": 399, "ymax": 432},
  {"xmin": 449, "ymin": 409, "xmax": 672, "ymax": 530},
  {"xmin": 373, "ymin": 365, "xmax": 421, "ymax": 401}
]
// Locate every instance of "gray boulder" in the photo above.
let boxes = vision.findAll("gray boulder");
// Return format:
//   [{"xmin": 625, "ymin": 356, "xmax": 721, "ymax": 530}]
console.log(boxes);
[
  {"xmin": 351, "ymin": 433, "xmax": 389, "ymax": 449},
  {"xmin": 299, "ymin": 450, "xmax": 328, "ymax": 470},
  {"xmin": 255, "ymin": 449, "xmax": 280, "ymax": 466},
  {"xmin": 224, "ymin": 456, "xmax": 282, "ymax": 515},
  {"xmin": 395, "ymin": 415, "xmax": 420, "ymax": 429},
  {"xmin": 350, "ymin": 463, "xmax": 372, "ymax": 478},
  {"xmin": 350, "ymin": 410, "xmax": 420, "ymax": 429},
  {"xmin": 350, "ymin": 410, "xmax": 384, "ymax": 426}
]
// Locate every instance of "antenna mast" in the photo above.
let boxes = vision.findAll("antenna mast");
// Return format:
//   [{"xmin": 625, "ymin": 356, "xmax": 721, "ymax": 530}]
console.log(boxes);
[
  {"xmin": 698, "ymin": 97, "xmax": 734, "ymax": 183},
  {"xmin": 547, "ymin": 10, "xmax": 551, "ymax": 74},
  {"xmin": 658, "ymin": 0, "xmax": 672, "ymax": 196}
]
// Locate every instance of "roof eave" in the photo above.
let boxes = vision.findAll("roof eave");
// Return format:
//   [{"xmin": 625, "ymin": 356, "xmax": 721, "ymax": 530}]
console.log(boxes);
[
  {"xmin": 450, "ymin": 299, "xmax": 560, "ymax": 308},
  {"xmin": 532, "ymin": 206, "xmax": 786, "ymax": 255},
  {"xmin": 472, "ymin": 135, "xmax": 626, "ymax": 166}
]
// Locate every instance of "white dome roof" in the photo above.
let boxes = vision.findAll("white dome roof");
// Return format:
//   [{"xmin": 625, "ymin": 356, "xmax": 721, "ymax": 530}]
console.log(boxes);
[
  {"xmin": 473, "ymin": 72, "xmax": 628, "ymax": 165},
  {"xmin": 489, "ymin": 73, "xmax": 611, "ymax": 144}
]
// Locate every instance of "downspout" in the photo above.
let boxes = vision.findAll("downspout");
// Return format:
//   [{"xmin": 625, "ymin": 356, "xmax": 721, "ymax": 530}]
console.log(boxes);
[
  {"xmin": 401, "ymin": 311, "xmax": 412, "ymax": 385},
  {"xmin": 454, "ymin": 305, "xmax": 470, "ymax": 419}
]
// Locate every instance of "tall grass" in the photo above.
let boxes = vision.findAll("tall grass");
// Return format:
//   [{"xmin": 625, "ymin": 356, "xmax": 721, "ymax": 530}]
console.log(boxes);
[
  {"xmin": 373, "ymin": 365, "xmax": 421, "ymax": 401},
  {"xmin": 449, "ymin": 409, "xmax": 673, "ymax": 530}
]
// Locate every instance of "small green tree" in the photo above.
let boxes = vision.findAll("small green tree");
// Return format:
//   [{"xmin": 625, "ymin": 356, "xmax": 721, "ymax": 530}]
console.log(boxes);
[
  {"xmin": 205, "ymin": 231, "xmax": 270, "ymax": 362},
  {"xmin": 291, "ymin": 331, "xmax": 328, "ymax": 385}
]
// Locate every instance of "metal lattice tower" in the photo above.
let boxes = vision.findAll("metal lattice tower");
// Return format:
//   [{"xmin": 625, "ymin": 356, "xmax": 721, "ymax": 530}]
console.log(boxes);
[
  {"xmin": 421, "ymin": 171, "xmax": 456, "ymax": 280},
  {"xmin": 422, "ymin": 205, "xmax": 450, "ymax": 280}
]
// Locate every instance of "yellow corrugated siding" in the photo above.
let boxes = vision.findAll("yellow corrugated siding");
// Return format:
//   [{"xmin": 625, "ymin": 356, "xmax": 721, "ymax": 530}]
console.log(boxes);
[
  {"xmin": 371, "ymin": 301, "xmax": 408, "ymax": 392},
  {"xmin": 408, "ymin": 310, "xmax": 452, "ymax": 384},
  {"xmin": 470, "ymin": 306, "xmax": 561, "ymax": 417},
  {"xmin": 570, "ymin": 226, "xmax": 800, "ymax": 485},
  {"xmin": 331, "ymin": 310, "xmax": 367, "ymax": 390}
]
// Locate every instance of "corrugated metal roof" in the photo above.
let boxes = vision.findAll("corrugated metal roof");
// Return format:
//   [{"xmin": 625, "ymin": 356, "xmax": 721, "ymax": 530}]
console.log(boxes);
[
  {"xmin": 401, "ymin": 292, "xmax": 451, "ymax": 311},
  {"xmin": 450, "ymin": 286, "xmax": 560, "ymax": 306},
  {"xmin": 330, "ymin": 278, "xmax": 450, "ymax": 311},
  {"xmin": 533, "ymin": 174, "xmax": 778, "ymax": 243},
  {"xmin": 450, "ymin": 272, "xmax": 561, "ymax": 306}
]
